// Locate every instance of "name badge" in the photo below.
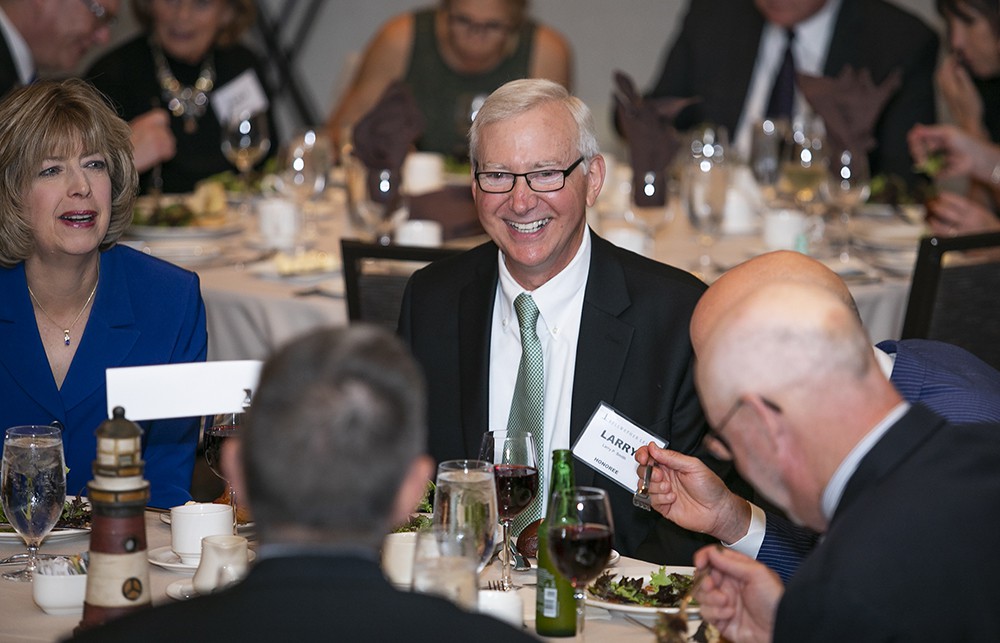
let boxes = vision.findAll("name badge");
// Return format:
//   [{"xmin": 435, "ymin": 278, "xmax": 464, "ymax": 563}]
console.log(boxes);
[
  {"xmin": 210, "ymin": 69, "xmax": 269, "ymax": 125},
  {"xmin": 571, "ymin": 402, "xmax": 667, "ymax": 492}
]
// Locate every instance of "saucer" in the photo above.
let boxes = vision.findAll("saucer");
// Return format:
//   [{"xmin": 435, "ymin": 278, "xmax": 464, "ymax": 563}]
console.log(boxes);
[
  {"xmin": 148, "ymin": 546, "xmax": 198, "ymax": 572},
  {"xmin": 166, "ymin": 579, "xmax": 197, "ymax": 601},
  {"xmin": 148, "ymin": 545, "xmax": 256, "ymax": 573}
]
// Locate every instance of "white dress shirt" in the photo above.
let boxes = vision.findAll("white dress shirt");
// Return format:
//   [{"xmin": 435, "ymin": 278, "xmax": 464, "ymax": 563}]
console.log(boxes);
[
  {"xmin": 732, "ymin": 0, "xmax": 842, "ymax": 161},
  {"xmin": 488, "ymin": 229, "xmax": 591, "ymax": 503}
]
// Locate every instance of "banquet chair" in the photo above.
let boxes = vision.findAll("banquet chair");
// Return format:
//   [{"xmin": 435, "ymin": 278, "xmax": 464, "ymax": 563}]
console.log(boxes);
[
  {"xmin": 901, "ymin": 232, "xmax": 1000, "ymax": 370},
  {"xmin": 341, "ymin": 238, "xmax": 462, "ymax": 331}
]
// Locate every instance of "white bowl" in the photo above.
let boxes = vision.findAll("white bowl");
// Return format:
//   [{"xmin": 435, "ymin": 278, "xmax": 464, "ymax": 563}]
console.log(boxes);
[{"xmin": 33, "ymin": 573, "xmax": 87, "ymax": 615}]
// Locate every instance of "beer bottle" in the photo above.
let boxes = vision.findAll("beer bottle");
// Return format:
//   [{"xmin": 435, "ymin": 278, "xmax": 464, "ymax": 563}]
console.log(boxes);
[{"xmin": 535, "ymin": 449, "xmax": 577, "ymax": 636}]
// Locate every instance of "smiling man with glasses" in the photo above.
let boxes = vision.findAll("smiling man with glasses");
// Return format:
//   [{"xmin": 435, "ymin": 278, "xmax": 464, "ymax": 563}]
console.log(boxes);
[
  {"xmin": 0, "ymin": 0, "xmax": 119, "ymax": 96},
  {"xmin": 400, "ymin": 79, "xmax": 731, "ymax": 564}
]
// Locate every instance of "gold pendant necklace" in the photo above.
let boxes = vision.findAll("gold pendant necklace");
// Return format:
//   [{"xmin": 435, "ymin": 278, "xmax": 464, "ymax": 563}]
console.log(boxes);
[
  {"xmin": 151, "ymin": 39, "xmax": 215, "ymax": 135},
  {"xmin": 27, "ymin": 267, "xmax": 99, "ymax": 347}
]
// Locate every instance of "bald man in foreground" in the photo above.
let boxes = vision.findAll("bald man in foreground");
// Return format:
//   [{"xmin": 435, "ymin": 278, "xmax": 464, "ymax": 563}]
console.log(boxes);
[
  {"xmin": 637, "ymin": 251, "xmax": 1000, "ymax": 581},
  {"xmin": 688, "ymin": 282, "xmax": 1000, "ymax": 642}
]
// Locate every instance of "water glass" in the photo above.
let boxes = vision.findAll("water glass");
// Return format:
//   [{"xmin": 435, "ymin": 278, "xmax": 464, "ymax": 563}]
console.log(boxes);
[
  {"xmin": 432, "ymin": 460, "xmax": 498, "ymax": 574},
  {"xmin": 411, "ymin": 525, "xmax": 479, "ymax": 610}
]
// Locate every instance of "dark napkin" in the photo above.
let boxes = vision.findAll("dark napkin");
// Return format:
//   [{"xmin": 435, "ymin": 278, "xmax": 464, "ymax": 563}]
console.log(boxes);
[
  {"xmin": 352, "ymin": 82, "xmax": 426, "ymax": 203},
  {"xmin": 613, "ymin": 71, "xmax": 694, "ymax": 207},
  {"xmin": 408, "ymin": 185, "xmax": 483, "ymax": 240},
  {"xmin": 797, "ymin": 66, "xmax": 902, "ymax": 159}
]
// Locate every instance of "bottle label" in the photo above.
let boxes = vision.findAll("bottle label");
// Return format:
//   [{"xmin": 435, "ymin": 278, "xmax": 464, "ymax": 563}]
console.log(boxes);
[{"xmin": 542, "ymin": 585, "xmax": 558, "ymax": 618}]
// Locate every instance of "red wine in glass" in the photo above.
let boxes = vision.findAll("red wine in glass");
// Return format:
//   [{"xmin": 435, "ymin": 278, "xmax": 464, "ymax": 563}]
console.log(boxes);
[
  {"xmin": 494, "ymin": 463, "xmax": 538, "ymax": 521},
  {"xmin": 549, "ymin": 523, "xmax": 614, "ymax": 586}
]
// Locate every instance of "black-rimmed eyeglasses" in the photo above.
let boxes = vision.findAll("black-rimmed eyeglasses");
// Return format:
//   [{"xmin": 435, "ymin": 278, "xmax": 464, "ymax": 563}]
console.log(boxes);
[
  {"xmin": 475, "ymin": 157, "xmax": 585, "ymax": 194},
  {"xmin": 704, "ymin": 396, "xmax": 782, "ymax": 460},
  {"xmin": 80, "ymin": 0, "xmax": 117, "ymax": 28}
]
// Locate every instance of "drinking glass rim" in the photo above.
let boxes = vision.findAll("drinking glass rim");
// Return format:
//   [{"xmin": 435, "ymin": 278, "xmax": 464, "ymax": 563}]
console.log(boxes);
[
  {"xmin": 4, "ymin": 425, "xmax": 63, "ymax": 440},
  {"xmin": 437, "ymin": 459, "xmax": 492, "ymax": 473}
]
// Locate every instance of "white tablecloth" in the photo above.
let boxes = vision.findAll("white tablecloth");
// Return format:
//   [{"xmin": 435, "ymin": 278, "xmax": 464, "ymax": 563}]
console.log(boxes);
[
  {"xmin": 0, "ymin": 512, "xmax": 691, "ymax": 642},
  {"xmin": 148, "ymin": 194, "xmax": 912, "ymax": 361}
]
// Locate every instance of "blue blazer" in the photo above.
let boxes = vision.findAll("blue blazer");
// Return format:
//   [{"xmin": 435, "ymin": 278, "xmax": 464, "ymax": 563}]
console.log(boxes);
[
  {"xmin": 0, "ymin": 245, "xmax": 207, "ymax": 508},
  {"xmin": 758, "ymin": 339, "xmax": 1000, "ymax": 581}
]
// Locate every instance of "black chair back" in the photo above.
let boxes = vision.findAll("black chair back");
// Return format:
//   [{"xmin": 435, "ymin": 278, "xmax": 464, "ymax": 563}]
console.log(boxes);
[
  {"xmin": 901, "ymin": 231, "xmax": 1000, "ymax": 370},
  {"xmin": 340, "ymin": 239, "xmax": 462, "ymax": 331}
]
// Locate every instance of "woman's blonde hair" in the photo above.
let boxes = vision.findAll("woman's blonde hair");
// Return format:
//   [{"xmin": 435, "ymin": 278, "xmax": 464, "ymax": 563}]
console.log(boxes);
[
  {"xmin": 131, "ymin": 0, "xmax": 256, "ymax": 47},
  {"xmin": 0, "ymin": 79, "xmax": 138, "ymax": 267}
]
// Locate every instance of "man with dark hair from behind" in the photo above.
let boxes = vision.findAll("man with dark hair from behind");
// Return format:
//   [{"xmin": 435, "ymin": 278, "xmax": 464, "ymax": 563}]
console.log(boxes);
[{"xmin": 70, "ymin": 326, "xmax": 537, "ymax": 642}]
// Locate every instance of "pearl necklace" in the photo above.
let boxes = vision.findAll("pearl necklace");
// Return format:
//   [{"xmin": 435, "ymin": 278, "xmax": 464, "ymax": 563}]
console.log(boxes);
[
  {"xmin": 27, "ymin": 268, "xmax": 99, "ymax": 347},
  {"xmin": 151, "ymin": 39, "xmax": 215, "ymax": 134}
]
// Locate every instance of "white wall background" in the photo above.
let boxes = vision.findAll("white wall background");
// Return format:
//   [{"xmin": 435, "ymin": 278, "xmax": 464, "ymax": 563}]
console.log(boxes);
[{"xmin": 89, "ymin": 0, "xmax": 943, "ymax": 156}]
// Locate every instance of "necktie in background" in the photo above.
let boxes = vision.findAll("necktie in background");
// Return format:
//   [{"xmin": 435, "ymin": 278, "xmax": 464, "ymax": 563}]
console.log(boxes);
[
  {"xmin": 766, "ymin": 29, "xmax": 796, "ymax": 120},
  {"xmin": 508, "ymin": 293, "xmax": 546, "ymax": 535}
]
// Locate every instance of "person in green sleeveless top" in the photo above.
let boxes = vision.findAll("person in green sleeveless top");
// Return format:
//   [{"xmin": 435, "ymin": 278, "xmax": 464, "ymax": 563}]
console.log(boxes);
[{"xmin": 325, "ymin": 0, "xmax": 572, "ymax": 161}]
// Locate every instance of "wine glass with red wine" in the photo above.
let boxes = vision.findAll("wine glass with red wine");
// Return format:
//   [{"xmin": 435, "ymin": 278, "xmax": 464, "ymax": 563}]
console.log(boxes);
[
  {"xmin": 547, "ymin": 486, "xmax": 614, "ymax": 637},
  {"xmin": 479, "ymin": 430, "xmax": 538, "ymax": 590}
]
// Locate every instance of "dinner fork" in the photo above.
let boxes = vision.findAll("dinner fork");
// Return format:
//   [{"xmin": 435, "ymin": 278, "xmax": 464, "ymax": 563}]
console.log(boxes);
[{"xmin": 486, "ymin": 580, "xmax": 507, "ymax": 592}]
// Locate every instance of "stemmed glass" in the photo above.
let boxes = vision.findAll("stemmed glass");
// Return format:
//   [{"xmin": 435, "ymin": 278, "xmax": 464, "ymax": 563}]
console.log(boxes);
[
  {"xmin": 221, "ymin": 110, "xmax": 271, "ymax": 203},
  {"xmin": 1, "ymin": 425, "xmax": 66, "ymax": 582},
  {"xmin": 776, "ymin": 117, "xmax": 827, "ymax": 214},
  {"xmin": 202, "ymin": 389, "xmax": 252, "ymax": 533},
  {"xmin": 479, "ymin": 431, "xmax": 538, "ymax": 591},
  {"xmin": 623, "ymin": 169, "xmax": 675, "ymax": 254},
  {"xmin": 821, "ymin": 148, "xmax": 870, "ymax": 262},
  {"xmin": 344, "ymin": 154, "xmax": 409, "ymax": 245},
  {"xmin": 684, "ymin": 157, "xmax": 729, "ymax": 279},
  {"xmin": 432, "ymin": 459, "xmax": 498, "ymax": 574},
  {"xmin": 277, "ymin": 129, "xmax": 333, "ymax": 239},
  {"xmin": 546, "ymin": 486, "xmax": 614, "ymax": 638}
]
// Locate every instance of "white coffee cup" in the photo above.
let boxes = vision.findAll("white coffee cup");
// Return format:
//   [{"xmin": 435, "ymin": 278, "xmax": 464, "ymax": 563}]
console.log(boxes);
[
  {"xmin": 192, "ymin": 534, "xmax": 249, "ymax": 595},
  {"xmin": 763, "ymin": 208, "xmax": 807, "ymax": 251},
  {"xmin": 395, "ymin": 219, "xmax": 443, "ymax": 247},
  {"xmin": 403, "ymin": 152, "xmax": 445, "ymax": 196},
  {"xmin": 256, "ymin": 197, "xmax": 302, "ymax": 251},
  {"xmin": 381, "ymin": 531, "xmax": 417, "ymax": 588},
  {"xmin": 170, "ymin": 503, "xmax": 233, "ymax": 566},
  {"xmin": 478, "ymin": 589, "xmax": 524, "ymax": 627}
]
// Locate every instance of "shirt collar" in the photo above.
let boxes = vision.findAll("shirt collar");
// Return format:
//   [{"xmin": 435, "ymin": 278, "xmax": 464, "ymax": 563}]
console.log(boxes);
[
  {"xmin": 821, "ymin": 400, "xmax": 910, "ymax": 521},
  {"xmin": 497, "ymin": 227, "xmax": 591, "ymax": 338},
  {"xmin": 0, "ymin": 7, "xmax": 35, "ymax": 85}
]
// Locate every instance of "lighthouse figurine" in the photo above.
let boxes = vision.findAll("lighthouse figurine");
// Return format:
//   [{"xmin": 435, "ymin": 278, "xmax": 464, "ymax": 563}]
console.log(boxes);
[{"xmin": 78, "ymin": 406, "xmax": 151, "ymax": 631}]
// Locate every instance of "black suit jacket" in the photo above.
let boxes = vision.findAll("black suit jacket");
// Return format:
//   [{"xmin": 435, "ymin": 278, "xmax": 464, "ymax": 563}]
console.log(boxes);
[
  {"xmin": 648, "ymin": 0, "xmax": 938, "ymax": 183},
  {"xmin": 400, "ymin": 231, "xmax": 731, "ymax": 562},
  {"xmin": 774, "ymin": 405, "xmax": 1000, "ymax": 641},
  {"xmin": 0, "ymin": 29, "xmax": 21, "ymax": 98},
  {"xmin": 68, "ymin": 555, "xmax": 536, "ymax": 642}
]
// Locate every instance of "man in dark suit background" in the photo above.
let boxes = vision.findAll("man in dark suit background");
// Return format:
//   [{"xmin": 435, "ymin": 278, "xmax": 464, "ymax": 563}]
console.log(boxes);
[
  {"xmin": 648, "ymin": 0, "xmax": 938, "ymax": 183},
  {"xmin": 70, "ymin": 326, "xmax": 536, "ymax": 643},
  {"xmin": 399, "ymin": 78, "xmax": 730, "ymax": 563},
  {"xmin": 0, "ymin": 0, "xmax": 119, "ymax": 95},
  {"xmin": 687, "ymin": 282, "xmax": 1000, "ymax": 641}
]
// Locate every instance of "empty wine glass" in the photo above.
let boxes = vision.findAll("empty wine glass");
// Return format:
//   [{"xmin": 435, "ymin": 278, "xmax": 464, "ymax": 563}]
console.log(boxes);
[
  {"xmin": 684, "ymin": 126, "xmax": 730, "ymax": 280},
  {"xmin": 221, "ymin": 110, "xmax": 271, "ymax": 194},
  {"xmin": 432, "ymin": 460, "xmax": 498, "ymax": 574},
  {"xmin": 623, "ymin": 168, "xmax": 675, "ymax": 253},
  {"xmin": 479, "ymin": 431, "xmax": 538, "ymax": 591},
  {"xmin": 1, "ymin": 425, "xmax": 66, "ymax": 582},
  {"xmin": 547, "ymin": 486, "xmax": 614, "ymax": 638},
  {"xmin": 821, "ymin": 148, "xmax": 870, "ymax": 262},
  {"xmin": 776, "ymin": 117, "xmax": 827, "ymax": 214},
  {"xmin": 344, "ymin": 154, "xmax": 408, "ymax": 245},
  {"xmin": 277, "ymin": 129, "xmax": 333, "ymax": 235}
]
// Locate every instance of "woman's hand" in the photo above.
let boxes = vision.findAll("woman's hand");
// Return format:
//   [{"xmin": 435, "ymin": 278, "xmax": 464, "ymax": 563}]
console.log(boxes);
[
  {"xmin": 926, "ymin": 191, "xmax": 1000, "ymax": 236},
  {"xmin": 936, "ymin": 55, "xmax": 987, "ymax": 139}
]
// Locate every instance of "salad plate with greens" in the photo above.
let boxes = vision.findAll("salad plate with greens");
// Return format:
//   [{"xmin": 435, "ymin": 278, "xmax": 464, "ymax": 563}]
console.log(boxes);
[
  {"xmin": 586, "ymin": 565, "xmax": 699, "ymax": 615},
  {"xmin": 0, "ymin": 495, "xmax": 91, "ymax": 543}
]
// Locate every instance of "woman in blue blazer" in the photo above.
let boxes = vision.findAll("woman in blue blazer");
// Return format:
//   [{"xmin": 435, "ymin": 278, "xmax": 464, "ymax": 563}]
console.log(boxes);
[{"xmin": 0, "ymin": 79, "xmax": 207, "ymax": 508}]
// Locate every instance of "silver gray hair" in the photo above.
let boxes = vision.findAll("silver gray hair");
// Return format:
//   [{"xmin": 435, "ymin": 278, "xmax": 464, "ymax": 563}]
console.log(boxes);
[{"xmin": 468, "ymin": 78, "xmax": 600, "ymax": 168}]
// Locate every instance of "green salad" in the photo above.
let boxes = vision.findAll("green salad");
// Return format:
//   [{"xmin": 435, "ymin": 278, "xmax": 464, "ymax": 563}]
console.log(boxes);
[
  {"xmin": 0, "ymin": 494, "xmax": 91, "ymax": 531},
  {"xmin": 588, "ymin": 566, "xmax": 694, "ymax": 608}
]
